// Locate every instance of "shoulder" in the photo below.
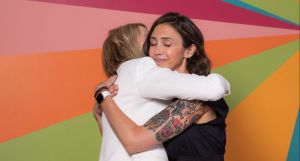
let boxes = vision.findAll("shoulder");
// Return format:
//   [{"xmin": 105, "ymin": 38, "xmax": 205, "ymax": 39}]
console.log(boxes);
[
  {"xmin": 116, "ymin": 57, "xmax": 157, "ymax": 78},
  {"xmin": 135, "ymin": 57, "xmax": 158, "ymax": 76},
  {"xmin": 119, "ymin": 57, "xmax": 154, "ymax": 68},
  {"xmin": 206, "ymin": 98, "xmax": 229, "ymax": 118},
  {"xmin": 133, "ymin": 56, "xmax": 156, "ymax": 67},
  {"xmin": 118, "ymin": 57, "xmax": 156, "ymax": 71}
]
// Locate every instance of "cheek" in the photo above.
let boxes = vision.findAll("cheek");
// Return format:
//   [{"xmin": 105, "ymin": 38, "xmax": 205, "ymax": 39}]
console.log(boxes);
[
  {"xmin": 168, "ymin": 51, "xmax": 184, "ymax": 63},
  {"xmin": 148, "ymin": 48, "xmax": 155, "ymax": 57}
]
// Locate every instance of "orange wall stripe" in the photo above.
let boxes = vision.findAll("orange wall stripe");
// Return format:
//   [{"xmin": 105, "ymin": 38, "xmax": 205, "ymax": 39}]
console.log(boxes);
[
  {"xmin": 0, "ymin": 49, "xmax": 106, "ymax": 142},
  {"xmin": 225, "ymin": 52, "xmax": 299, "ymax": 161},
  {"xmin": 206, "ymin": 34, "xmax": 299, "ymax": 68}
]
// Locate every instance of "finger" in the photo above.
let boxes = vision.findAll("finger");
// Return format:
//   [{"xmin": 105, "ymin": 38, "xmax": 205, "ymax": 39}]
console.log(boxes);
[
  {"xmin": 111, "ymin": 75, "xmax": 118, "ymax": 81},
  {"xmin": 114, "ymin": 84, "xmax": 119, "ymax": 95},
  {"xmin": 108, "ymin": 87, "xmax": 116, "ymax": 96},
  {"xmin": 111, "ymin": 85, "xmax": 118, "ymax": 96},
  {"xmin": 108, "ymin": 85, "xmax": 116, "ymax": 93},
  {"xmin": 106, "ymin": 75, "xmax": 118, "ymax": 86},
  {"xmin": 112, "ymin": 84, "xmax": 118, "ymax": 92}
]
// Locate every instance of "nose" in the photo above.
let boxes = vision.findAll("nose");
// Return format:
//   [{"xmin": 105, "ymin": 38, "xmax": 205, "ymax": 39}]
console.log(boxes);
[{"xmin": 152, "ymin": 45, "xmax": 163, "ymax": 57}]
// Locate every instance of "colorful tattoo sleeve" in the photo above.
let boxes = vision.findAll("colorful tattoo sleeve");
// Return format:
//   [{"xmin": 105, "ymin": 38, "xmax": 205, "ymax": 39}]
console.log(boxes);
[{"xmin": 143, "ymin": 100, "xmax": 205, "ymax": 142}]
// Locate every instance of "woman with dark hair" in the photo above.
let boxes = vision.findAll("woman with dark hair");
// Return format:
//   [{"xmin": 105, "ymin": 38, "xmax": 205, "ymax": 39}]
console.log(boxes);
[
  {"xmin": 144, "ymin": 12, "xmax": 228, "ymax": 161},
  {"xmin": 143, "ymin": 12, "xmax": 211, "ymax": 76},
  {"xmin": 95, "ymin": 12, "xmax": 230, "ymax": 161}
]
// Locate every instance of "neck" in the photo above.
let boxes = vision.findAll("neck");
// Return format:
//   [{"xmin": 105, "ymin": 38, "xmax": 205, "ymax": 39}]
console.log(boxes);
[{"xmin": 175, "ymin": 59, "xmax": 189, "ymax": 74}]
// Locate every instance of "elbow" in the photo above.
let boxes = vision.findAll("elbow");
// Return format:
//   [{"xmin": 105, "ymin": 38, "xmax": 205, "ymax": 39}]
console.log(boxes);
[
  {"xmin": 210, "ymin": 88, "xmax": 224, "ymax": 101},
  {"xmin": 125, "ymin": 144, "xmax": 140, "ymax": 155},
  {"xmin": 210, "ymin": 75, "xmax": 231, "ymax": 100},
  {"xmin": 122, "ymin": 131, "xmax": 144, "ymax": 154},
  {"xmin": 122, "ymin": 127, "xmax": 155, "ymax": 154},
  {"xmin": 123, "ymin": 132, "xmax": 153, "ymax": 154},
  {"xmin": 208, "ymin": 85, "xmax": 228, "ymax": 101}
]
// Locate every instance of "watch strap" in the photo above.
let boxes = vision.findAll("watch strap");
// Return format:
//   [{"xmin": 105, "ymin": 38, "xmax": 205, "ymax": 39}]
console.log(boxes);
[
  {"xmin": 95, "ymin": 90, "xmax": 111, "ymax": 104},
  {"xmin": 101, "ymin": 90, "xmax": 111, "ymax": 100},
  {"xmin": 94, "ymin": 86, "xmax": 108, "ymax": 98}
]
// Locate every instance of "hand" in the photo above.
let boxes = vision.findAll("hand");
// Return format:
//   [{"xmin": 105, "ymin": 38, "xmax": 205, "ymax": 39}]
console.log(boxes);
[
  {"xmin": 94, "ymin": 75, "xmax": 118, "ymax": 93},
  {"xmin": 105, "ymin": 75, "xmax": 118, "ymax": 87},
  {"xmin": 108, "ymin": 84, "xmax": 119, "ymax": 97}
]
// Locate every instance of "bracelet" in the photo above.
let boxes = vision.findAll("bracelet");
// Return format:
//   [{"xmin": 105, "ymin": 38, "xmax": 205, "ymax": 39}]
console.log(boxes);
[
  {"xmin": 94, "ymin": 86, "xmax": 108, "ymax": 98},
  {"xmin": 95, "ymin": 90, "xmax": 111, "ymax": 104}
]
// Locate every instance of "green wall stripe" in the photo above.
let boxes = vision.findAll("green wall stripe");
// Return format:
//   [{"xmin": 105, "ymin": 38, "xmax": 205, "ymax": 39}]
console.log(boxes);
[
  {"xmin": 0, "ymin": 113, "xmax": 101, "ymax": 161},
  {"xmin": 241, "ymin": 0, "xmax": 300, "ymax": 25},
  {"xmin": 213, "ymin": 39, "xmax": 299, "ymax": 110},
  {"xmin": 224, "ymin": 0, "xmax": 300, "ymax": 25}
]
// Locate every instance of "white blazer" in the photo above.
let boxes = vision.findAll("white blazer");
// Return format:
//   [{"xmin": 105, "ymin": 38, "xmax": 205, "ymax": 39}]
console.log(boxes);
[{"xmin": 99, "ymin": 57, "xmax": 230, "ymax": 161}]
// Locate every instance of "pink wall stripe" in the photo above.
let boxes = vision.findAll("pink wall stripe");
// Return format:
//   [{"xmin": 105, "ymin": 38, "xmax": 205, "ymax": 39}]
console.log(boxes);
[
  {"xmin": 34, "ymin": 0, "xmax": 299, "ymax": 29},
  {"xmin": 1, "ymin": 0, "xmax": 299, "ymax": 55}
]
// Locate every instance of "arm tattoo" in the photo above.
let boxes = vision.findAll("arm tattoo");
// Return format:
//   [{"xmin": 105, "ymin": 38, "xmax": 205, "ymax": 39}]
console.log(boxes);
[
  {"xmin": 144, "ymin": 100, "xmax": 205, "ymax": 142},
  {"xmin": 156, "ymin": 117, "xmax": 183, "ymax": 142},
  {"xmin": 144, "ymin": 109, "xmax": 170, "ymax": 131}
]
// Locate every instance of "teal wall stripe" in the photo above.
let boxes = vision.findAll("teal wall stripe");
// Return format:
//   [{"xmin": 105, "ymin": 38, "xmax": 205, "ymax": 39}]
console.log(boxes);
[{"xmin": 287, "ymin": 108, "xmax": 300, "ymax": 161}]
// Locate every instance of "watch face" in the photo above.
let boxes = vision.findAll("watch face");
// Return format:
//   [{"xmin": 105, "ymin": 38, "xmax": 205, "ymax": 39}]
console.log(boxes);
[{"xmin": 95, "ymin": 92, "xmax": 104, "ymax": 104}]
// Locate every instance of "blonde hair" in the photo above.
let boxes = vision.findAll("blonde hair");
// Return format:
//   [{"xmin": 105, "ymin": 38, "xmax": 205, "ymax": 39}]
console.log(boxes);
[{"xmin": 102, "ymin": 23, "xmax": 146, "ymax": 77}]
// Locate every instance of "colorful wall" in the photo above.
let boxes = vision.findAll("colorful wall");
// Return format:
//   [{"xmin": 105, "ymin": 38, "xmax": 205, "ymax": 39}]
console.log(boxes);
[{"xmin": 0, "ymin": 0, "xmax": 299, "ymax": 161}]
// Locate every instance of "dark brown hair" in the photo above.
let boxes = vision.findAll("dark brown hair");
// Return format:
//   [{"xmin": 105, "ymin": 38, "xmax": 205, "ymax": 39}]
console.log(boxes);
[{"xmin": 143, "ymin": 12, "xmax": 211, "ymax": 76}]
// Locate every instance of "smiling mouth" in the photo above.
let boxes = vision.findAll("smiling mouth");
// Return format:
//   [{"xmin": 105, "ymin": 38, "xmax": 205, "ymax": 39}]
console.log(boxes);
[{"xmin": 154, "ymin": 59, "xmax": 167, "ymax": 65}]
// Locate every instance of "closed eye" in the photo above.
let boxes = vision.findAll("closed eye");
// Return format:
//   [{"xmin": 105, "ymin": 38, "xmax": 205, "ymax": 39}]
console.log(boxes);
[
  {"xmin": 150, "ymin": 38, "xmax": 157, "ymax": 46},
  {"xmin": 150, "ymin": 43, "xmax": 157, "ymax": 46},
  {"xmin": 164, "ymin": 44, "xmax": 171, "ymax": 47}
]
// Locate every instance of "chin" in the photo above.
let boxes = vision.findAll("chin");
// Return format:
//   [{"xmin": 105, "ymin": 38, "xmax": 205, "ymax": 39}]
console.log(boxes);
[
  {"xmin": 156, "ymin": 63, "xmax": 168, "ymax": 68},
  {"xmin": 154, "ymin": 60, "xmax": 168, "ymax": 68}
]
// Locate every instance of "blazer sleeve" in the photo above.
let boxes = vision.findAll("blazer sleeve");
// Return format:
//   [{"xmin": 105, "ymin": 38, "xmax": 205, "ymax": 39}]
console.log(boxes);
[{"xmin": 136, "ymin": 57, "xmax": 230, "ymax": 101}]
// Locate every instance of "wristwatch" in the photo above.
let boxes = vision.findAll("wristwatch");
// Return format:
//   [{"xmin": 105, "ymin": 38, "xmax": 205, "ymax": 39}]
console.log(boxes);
[{"xmin": 94, "ymin": 87, "xmax": 111, "ymax": 104}]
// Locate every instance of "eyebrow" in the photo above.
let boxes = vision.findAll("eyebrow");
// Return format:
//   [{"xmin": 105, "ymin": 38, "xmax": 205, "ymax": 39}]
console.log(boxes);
[{"xmin": 150, "ymin": 36, "xmax": 173, "ymax": 41}]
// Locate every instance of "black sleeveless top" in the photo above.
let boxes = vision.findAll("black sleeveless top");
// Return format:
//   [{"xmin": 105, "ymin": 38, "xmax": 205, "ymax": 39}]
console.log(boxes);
[{"xmin": 163, "ymin": 99, "xmax": 229, "ymax": 161}]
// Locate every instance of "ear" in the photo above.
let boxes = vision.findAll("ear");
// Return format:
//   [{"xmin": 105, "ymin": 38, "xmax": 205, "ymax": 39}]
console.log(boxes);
[{"xmin": 183, "ymin": 44, "xmax": 196, "ymax": 59}]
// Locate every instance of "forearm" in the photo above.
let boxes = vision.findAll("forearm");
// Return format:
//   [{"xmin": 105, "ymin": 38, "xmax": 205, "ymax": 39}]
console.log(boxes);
[
  {"xmin": 96, "ymin": 118, "xmax": 103, "ymax": 135},
  {"xmin": 101, "ymin": 97, "xmax": 206, "ymax": 154},
  {"xmin": 92, "ymin": 103, "xmax": 103, "ymax": 135},
  {"xmin": 144, "ymin": 100, "xmax": 204, "ymax": 142},
  {"xmin": 95, "ymin": 117, "xmax": 103, "ymax": 134},
  {"xmin": 101, "ymin": 97, "xmax": 158, "ymax": 153},
  {"xmin": 126, "ymin": 100, "xmax": 205, "ymax": 153},
  {"xmin": 138, "ymin": 65, "xmax": 230, "ymax": 100}
]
